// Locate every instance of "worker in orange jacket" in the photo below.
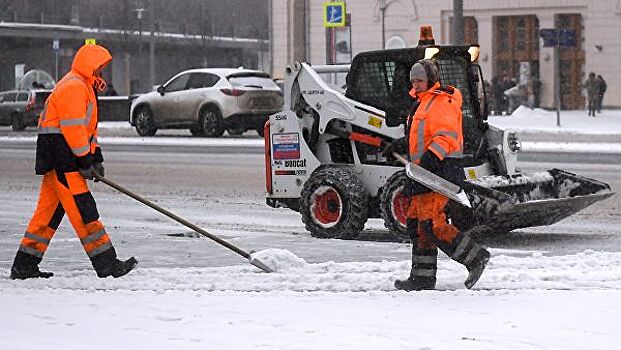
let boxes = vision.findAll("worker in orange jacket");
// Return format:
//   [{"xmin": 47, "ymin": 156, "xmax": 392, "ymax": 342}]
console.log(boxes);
[
  {"xmin": 10, "ymin": 44, "xmax": 137, "ymax": 279},
  {"xmin": 394, "ymin": 59, "xmax": 490, "ymax": 291}
]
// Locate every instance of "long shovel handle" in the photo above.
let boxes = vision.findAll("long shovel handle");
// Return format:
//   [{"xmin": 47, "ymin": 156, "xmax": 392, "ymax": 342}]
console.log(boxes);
[{"xmin": 94, "ymin": 173, "xmax": 273, "ymax": 273}]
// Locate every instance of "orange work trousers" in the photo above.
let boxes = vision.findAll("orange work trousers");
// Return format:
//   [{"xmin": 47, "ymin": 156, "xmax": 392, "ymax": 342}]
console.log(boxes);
[
  {"xmin": 406, "ymin": 191, "xmax": 460, "ymax": 249},
  {"xmin": 17, "ymin": 170, "xmax": 113, "ymax": 260}
]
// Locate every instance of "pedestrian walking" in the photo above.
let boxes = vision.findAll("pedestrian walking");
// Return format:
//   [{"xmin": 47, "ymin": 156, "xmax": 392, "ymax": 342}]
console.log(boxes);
[
  {"xmin": 583, "ymin": 72, "xmax": 598, "ymax": 117},
  {"xmin": 596, "ymin": 74, "xmax": 607, "ymax": 113},
  {"xmin": 9, "ymin": 44, "xmax": 137, "ymax": 280},
  {"xmin": 393, "ymin": 59, "xmax": 490, "ymax": 291}
]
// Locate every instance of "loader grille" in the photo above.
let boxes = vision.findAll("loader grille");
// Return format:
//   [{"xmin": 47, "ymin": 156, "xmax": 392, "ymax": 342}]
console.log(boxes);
[
  {"xmin": 351, "ymin": 61, "xmax": 394, "ymax": 103},
  {"xmin": 437, "ymin": 57, "xmax": 473, "ymax": 120}
]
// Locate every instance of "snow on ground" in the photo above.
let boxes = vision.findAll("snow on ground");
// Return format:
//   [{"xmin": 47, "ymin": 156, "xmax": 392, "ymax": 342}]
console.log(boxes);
[
  {"xmin": 488, "ymin": 107, "xmax": 621, "ymax": 135},
  {"xmin": 1, "ymin": 110, "xmax": 621, "ymax": 349},
  {"xmin": 1, "ymin": 248, "xmax": 621, "ymax": 350}
]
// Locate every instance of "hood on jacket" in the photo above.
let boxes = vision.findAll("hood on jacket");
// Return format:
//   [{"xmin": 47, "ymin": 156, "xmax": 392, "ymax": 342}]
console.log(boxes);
[{"xmin": 71, "ymin": 44, "xmax": 112, "ymax": 85}]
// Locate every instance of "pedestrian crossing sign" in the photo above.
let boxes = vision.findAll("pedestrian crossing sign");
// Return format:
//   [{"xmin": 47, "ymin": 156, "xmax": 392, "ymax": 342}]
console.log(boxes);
[
  {"xmin": 85, "ymin": 38, "xmax": 96, "ymax": 45},
  {"xmin": 324, "ymin": 2, "xmax": 346, "ymax": 27}
]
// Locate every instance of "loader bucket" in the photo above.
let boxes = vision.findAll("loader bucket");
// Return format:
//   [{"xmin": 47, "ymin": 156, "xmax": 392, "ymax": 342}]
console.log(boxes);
[{"xmin": 462, "ymin": 169, "xmax": 614, "ymax": 234}]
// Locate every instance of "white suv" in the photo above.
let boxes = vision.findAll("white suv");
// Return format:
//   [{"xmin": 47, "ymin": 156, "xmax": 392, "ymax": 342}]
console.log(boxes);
[{"xmin": 129, "ymin": 68, "xmax": 283, "ymax": 137}]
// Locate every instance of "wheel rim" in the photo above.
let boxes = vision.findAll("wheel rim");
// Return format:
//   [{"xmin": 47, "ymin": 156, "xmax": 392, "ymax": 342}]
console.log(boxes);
[
  {"xmin": 310, "ymin": 186, "xmax": 342, "ymax": 228},
  {"xmin": 203, "ymin": 110, "xmax": 219, "ymax": 134},
  {"xmin": 136, "ymin": 110, "xmax": 151, "ymax": 133},
  {"xmin": 391, "ymin": 187, "xmax": 409, "ymax": 228}
]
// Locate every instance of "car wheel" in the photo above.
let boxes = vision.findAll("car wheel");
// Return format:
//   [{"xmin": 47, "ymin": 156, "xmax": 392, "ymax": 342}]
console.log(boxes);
[
  {"xmin": 226, "ymin": 126, "xmax": 245, "ymax": 136},
  {"xmin": 135, "ymin": 107, "xmax": 157, "ymax": 137},
  {"xmin": 255, "ymin": 126, "xmax": 265, "ymax": 137},
  {"xmin": 200, "ymin": 107, "xmax": 225, "ymax": 137},
  {"xmin": 300, "ymin": 166, "xmax": 369, "ymax": 239},
  {"xmin": 11, "ymin": 113, "xmax": 26, "ymax": 131}
]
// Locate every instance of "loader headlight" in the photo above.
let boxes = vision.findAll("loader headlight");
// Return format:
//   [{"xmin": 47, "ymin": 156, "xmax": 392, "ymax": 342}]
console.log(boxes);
[
  {"xmin": 508, "ymin": 132, "xmax": 521, "ymax": 152},
  {"xmin": 424, "ymin": 47, "xmax": 440, "ymax": 59},
  {"xmin": 468, "ymin": 46, "xmax": 480, "ymax": 62}
]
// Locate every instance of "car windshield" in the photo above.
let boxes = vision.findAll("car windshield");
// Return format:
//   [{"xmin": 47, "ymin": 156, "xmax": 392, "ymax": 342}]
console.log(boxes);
[{"xmin": 227, "ymin": 74, "xmax": 278, "ymax": 89}]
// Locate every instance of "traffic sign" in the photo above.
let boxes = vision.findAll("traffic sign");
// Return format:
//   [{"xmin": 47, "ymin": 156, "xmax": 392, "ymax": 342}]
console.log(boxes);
[
  {"xmin": 84, "ymin": 38, "xmax": 96, "ymax": 45},
  {"xmin": 52, "ymin": 39, "xmax": 59, "ymax": 51},
  {"xmin": 324, "ymin": 2, "xmax": 346, "ymax": 27},
  {"xmin": 540, "ymin": 29, "xmax": 576, "ymax": 48}
]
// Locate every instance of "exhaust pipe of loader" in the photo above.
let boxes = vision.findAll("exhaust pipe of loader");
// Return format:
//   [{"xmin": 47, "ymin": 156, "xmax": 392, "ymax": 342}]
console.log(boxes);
[{"xmin": 93, "ymin": 173, "xmax": 274, "ymax": 273}]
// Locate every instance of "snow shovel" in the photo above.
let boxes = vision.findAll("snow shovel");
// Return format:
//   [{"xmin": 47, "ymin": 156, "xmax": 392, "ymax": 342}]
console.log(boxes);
[
  {"xmin": 93, "ymin": 173, "xmax": 274, "ymax": 273},
  {"xmin": 392, "ymin": 153, "xmax": 472, "ymax": 208}
]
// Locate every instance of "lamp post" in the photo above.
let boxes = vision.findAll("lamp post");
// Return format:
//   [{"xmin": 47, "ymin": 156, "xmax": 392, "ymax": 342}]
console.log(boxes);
[
  {"xmin": 379, "ymin": 0, "xmax": 387, "ymax": 49},
  {"xmin": 149, "ymin": 0, "xmax": 155, "ymax": 88}
]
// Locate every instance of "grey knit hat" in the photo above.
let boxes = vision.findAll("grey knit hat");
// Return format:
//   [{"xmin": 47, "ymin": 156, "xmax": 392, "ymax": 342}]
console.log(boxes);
[{"xmin": 409, "ymin": 59, "xmax": 439, "ymax": 86}]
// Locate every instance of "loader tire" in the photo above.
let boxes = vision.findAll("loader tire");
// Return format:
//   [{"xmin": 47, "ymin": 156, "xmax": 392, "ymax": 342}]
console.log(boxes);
[
  {"xmin": 379, "ymin": 170, "xmax": 410, "ymax": 239},
  {"xmin": 300, "ymin": 166, "xmax": 369, "ymax": 239}
]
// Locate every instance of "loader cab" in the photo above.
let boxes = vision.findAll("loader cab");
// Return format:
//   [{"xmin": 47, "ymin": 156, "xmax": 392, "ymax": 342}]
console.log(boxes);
[{"xmin": 344, "ymin": 45, "xmax": 487, "ymax": 162}]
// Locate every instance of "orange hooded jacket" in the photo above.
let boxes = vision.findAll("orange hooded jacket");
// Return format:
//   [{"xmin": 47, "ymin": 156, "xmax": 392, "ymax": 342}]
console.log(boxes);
[
  {"xmin": 407, "ymin": 82, "xmax": 465, "ymax": 186},
  {"xmin": 408, "ymin": 81, "xmax": 464, "ymax": 163},
  {"xmin": 35, "ymin": 44, "xmax": 112, "ymax": 175}
]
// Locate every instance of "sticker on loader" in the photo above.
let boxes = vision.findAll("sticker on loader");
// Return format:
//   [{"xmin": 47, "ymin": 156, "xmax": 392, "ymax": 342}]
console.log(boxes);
[
  {"xmin": 273, "ymin": 133, "xmax": 301, "ymax": 160},
  {"xmin": 368, "ymin": 116, "xmax": 383, "ymax": 128}
]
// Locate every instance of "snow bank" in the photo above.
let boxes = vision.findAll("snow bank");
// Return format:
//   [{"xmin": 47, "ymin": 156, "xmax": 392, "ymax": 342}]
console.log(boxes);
[{"xmin": 2, "ymin": 249, "xmax": 620, "ymax": 292}]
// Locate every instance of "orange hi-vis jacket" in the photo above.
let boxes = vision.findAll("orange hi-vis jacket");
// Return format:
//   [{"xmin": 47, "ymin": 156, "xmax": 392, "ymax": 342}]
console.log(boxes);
[
  {"xmin": 35, "ymin": 44, "xmax": 112, "ymax": 175},
  {"xmin": 408, "ymin": 82, "xmax": 464, "ymax": 166}
]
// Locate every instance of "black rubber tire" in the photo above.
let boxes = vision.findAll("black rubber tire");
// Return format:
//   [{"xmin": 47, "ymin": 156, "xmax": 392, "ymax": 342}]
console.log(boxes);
[
  {"xmin": 255, "ymin": 126, "xmax": 265, "ymax": 137},
  {"xmin": 134, "ymin": 106, "xmax": 157, "ymax": 136},
  {"xmin": 379, "ymin": 170, "xmax": 411, "ymax": 239},
  {"xmin": 300, "ymin": 166, "xmax": 369, "ymax": 239},
  {"xmin": 199, "ymin": 107, "xmax": 225, "ymax": 137},
  {"xmin": 226, "ymin": 127, "xmax": 245, "ymax": 136},
  {"xmin": 11, "ymin": 113, "xmax": 26, "ymax": 131}
]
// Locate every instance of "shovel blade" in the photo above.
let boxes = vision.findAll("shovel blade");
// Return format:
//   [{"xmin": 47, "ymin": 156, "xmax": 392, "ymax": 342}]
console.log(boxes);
[{"xmin": 249, "ymin": 256, "xmax": 274, "ymax": 273}]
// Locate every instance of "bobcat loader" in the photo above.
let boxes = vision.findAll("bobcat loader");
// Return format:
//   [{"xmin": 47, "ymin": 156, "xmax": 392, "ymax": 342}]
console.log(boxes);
[{"xmin": 264, "ymin": 31, "xmax": 613, "ymax": 239}]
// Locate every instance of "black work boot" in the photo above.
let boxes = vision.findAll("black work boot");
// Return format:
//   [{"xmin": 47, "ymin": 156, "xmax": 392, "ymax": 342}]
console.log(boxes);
[
  {"xmin": 464, "ymin": 249, "xmax": 490, "ymax": 289},
  {"xmin": 91, "ymin": 247, "xmax": 138, "ymax": 278},
  {"xmin": 10, "ymin": 251, "xmax": 54, "ymax": 280},
  {"xmin": 395, "ymin": 220, "xmax": 437, "ymax": 291},
  {"xmin": 445, "ymin": 232, "xmax": 491, "ymax": 289},
  {"xmin": 394, "ymin": 276, "xmax": 436, "ymax": 291}
]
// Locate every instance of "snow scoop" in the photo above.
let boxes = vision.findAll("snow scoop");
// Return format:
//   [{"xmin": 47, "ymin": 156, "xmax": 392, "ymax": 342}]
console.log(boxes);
[
  {"xmin": 93, "ymin": 173, "xmax": 274, "ymax": 273},
  {"xmin": 392, "ymin": 153, "xmax": 472, "ymax": 208}
]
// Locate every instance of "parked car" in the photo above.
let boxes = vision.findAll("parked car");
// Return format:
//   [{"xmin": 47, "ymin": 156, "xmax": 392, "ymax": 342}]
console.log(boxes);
[
  {"xmin": 129, "ymin": 68, "xmax": 283, "ymax": 137},
  {"xmin": 0, "ymin": 89, "xmax": 50, "ymax": 131}
]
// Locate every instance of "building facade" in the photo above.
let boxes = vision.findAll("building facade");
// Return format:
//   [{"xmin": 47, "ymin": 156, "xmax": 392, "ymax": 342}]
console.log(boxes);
[
  {"xmin": 0, "ymin": 0, "xmax": 269, "ymax": 95},
  {"xmin": 271, "ymin": 0, "xmax": 621, "ymax": 109}
]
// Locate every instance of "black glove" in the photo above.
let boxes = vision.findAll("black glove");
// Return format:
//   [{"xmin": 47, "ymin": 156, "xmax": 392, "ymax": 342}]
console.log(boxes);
[
  {"xmin": 78, "ymin": 166, "xmax": 96, "ymax": 180},
  {"xmin": 419, "ymin": 150, "xmax": 442, "ymax": 173},
  {"xmin": 382, "ymin": 137, "xmax": 407, "ymax": 158},
  {"xmin": 93, "ymin": 162, "xmax": 105, "ymax": 181}
]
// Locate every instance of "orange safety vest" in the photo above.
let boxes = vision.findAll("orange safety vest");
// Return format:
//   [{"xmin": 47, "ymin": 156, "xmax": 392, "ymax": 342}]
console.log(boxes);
[
  {"xmin": 35, "ymin": 44, "xmax": 111, "ymax": 175},
  {"xmin": 408, "ymin": 82, "xmax": 464, "ymax": 164}
]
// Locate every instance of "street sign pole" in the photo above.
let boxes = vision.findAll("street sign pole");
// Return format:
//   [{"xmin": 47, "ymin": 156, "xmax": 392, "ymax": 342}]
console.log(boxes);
[
  {"xmin": 555, "ymin": 29, "xmax": 561, "ymax": 127},
  {"xmin": 52, "ymin": 39, "xmax": 60, "ymax": 82}
]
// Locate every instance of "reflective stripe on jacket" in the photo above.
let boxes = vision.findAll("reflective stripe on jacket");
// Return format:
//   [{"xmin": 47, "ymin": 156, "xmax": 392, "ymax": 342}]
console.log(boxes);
[
  {"xmin": 408, "ymin": 82, "xmax": 464, "ymax": 163},
  {"xmin": 35, "ymin": 44, "xmax": 111, "ymax": 175},
  {"xmin": 407, "ymin": 82, "xmax": 465, "ymax": 188}
]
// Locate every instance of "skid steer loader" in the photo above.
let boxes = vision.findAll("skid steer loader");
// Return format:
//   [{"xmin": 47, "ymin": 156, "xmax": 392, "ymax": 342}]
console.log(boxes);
[{"xmin": 264, "ymin": 30, "xmax": 614, "ymax": 239}]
